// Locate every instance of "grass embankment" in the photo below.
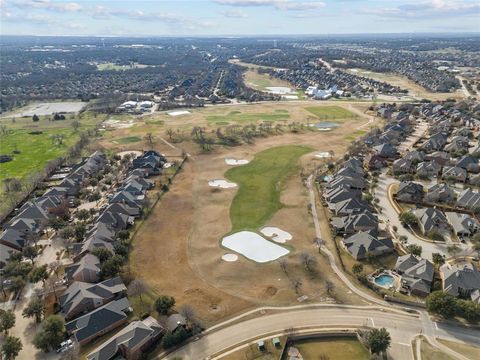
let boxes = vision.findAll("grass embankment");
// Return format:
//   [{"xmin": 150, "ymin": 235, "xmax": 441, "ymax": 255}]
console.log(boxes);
[
  {"xmin": 225, "ymin": 145, "xmax": 311, "ymax": 231},
  {"xmin": 420, "ymin": 339, "xmax": 455, "ymax": 360},
  {"xmin": 291, "ymin": 337, "xmax": 370, "ymax": 360},
  {"xmin": 438, "ymin": 339, "xmax": 480, "ymax": 360},
  {"xmin": 306, "ymin": 106, "xmax": 358, "ymax": 121},
  {"xmin": 207, "ymin": 111, "xmax": 290, "ymax": 124}
]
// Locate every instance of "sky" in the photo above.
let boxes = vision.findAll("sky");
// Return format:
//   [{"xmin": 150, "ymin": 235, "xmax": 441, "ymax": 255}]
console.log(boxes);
[{"xmin": 1, "ymin": 0, "xmax": 480, "ymax": 36}]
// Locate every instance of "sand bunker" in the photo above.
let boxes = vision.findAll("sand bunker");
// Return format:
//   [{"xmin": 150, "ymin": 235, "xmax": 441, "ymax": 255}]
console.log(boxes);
[
  {"xmin": 117, "ymin": 150, "xmax": 142, "ymax": 158},
  {"xmin": 222, "ymin": 231, "xmax": 289, "ymax": 263},
  {"xmin": 103, "ymin": 119, "xmax": 134, "ymax": 129},
  {"xmin": 221, "ymin": 253, "xmax": 238, "ymax": 262},
  {"xmin": 167, "ymin": 110, "xmax": 190, "ymax": 116},
  {"xmin": 225, "ymin": 158, "xmax": 249, "ymax": 166},
  {"xmin": 315, "ymin": 152, "xmax": 332, "ymax": 159},
  {"xmin": 208, "ymin": 179, "xmax": 237, "ymax": 189},
  {"xmin": 260, "ymin": 227, "xmax": 293, "ymax": 244}
]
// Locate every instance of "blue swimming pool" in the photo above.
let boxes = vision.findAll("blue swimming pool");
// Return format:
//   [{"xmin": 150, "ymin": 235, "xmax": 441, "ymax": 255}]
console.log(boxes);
[{"xmin": 374, "ymin": 274, "xmax": 394, "ymax": 287}]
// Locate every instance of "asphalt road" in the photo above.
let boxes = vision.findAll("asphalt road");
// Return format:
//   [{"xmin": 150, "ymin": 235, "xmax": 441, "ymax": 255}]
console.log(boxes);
[{"xmin": 162, "ymin": 305, "xmax": 480, "ymax": 360}]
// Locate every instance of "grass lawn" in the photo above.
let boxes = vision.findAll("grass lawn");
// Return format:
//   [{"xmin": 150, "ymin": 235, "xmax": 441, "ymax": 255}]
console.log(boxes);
[
  {"xmin": 344, "ymin": 130, "xmax": 367, "ymax": 142},
  {"xmin": 420, "ymin": 339, "xmax": 455, "ymax": 360},
  {"xmin": 225, "ymin": 145, "xmax": 311, "ymax": 231},
  {"xmin": 438, "ymin": 339, "xmax": 480, "ymax": 360},
  {"xmin": 114, "ymin": 136, "xmax": 142, "ymax": 144},
  {"xmin": 292, "ymin": 336, "xmax": 369, "ymax": 360},
  {"xmin": 0, "ymin": 128, "xmax": 80, "ymax": 181},
  {"xmin": 305, "ymin": 106, "xmax": 358, "ymax": 120},
  {"xmin": 227, "ymin": 338, "xmax": 285, "ymax": 360},
  {"xmin": 207, "ymin": 111, "xmax": 290, "ymax": 124}
]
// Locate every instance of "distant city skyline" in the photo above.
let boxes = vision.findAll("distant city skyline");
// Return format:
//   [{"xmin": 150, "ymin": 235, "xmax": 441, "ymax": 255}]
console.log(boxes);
[{"xmin": 1, "ymin": 0, "xmax": 480, "ymax": 36}]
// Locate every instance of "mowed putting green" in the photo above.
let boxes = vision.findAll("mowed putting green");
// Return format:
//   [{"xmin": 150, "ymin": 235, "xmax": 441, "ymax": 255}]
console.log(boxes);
[
  {"xmin": 305, "ymin": 106, "xmax": 357, "ymax": 121},
  {"xmin": 207, "ymin": 111, "xmax": 290, "ymax": 124},
  {"xmin": 225, "ymin": 145, "xmax": 311, "ymax": 231}
]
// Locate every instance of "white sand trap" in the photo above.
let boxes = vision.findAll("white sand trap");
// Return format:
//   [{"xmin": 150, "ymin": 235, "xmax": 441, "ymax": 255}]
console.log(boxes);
[
  {"xmin": 284, "ymin": 95, "xmax": 298, "ymax": 99},
  {"xmin": 260, "ymin": 227, "xmax": 293, "ymax": 243},
  {"xmin": 103, "ymin": 119, "xmax": 134, "ymax": 129},
  {"xmin": 315, "ymin": 152, "xmax": 332, "ymax": 159},
  {"xmin": 167, "ymin": 110, "xmax": 190, "ymax": 116},
  {"xmin": 208, "ymin": 179, "xmax": 237, "ymax": 188},
  {"xmin": 117, "ymin": 150, "xmax": 142, "ymax": 158},
  {"xmin": 222, "ymin": 231, "xmax": 289, "ymax": 263},
  {"xmin": 222, "ymin": 253, "xmax": 238, "ymax": 262},
  {"xmin": 225, "ymin": 158, "xmax": 249, "ymax": 166}
]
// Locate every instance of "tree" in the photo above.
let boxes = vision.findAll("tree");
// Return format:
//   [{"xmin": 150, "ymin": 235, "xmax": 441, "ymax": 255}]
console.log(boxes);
[
  {"xmin": 432, "ymin": 253, "xmax": 445, "ymax": 266},
  {"xmin": 30, "ymin": 265, "xmax": 49, "ymax": 287},
  {"xmin": 92, "ymin": 247, "xmax": 112, "ymax": 262},
  {"xmin": 314, "ymin": 237, "xmax": 325, "ymax": 253},
  {"xmin": 144, "ymin": 133, "xmax": 154, "ymax": 147},
  {"xmin": 399, "ymin": 212, "xmax": 418, "ymax": 227},
  {"xmin": 291, "ymin": 278, "xmax": 302, "ymax": 294},
  {"xmin": 155, "ymin": 295, "xmax": 176, "ymax": 315},
  {"xmin": 447, "ymin": 244, "xmax": 461, "ymax": 257},
  {"xmin": 117, "ymin": 230, "xmax": 130, "ymax": 242},
  {"xmin": 179, "ymin": 304, "xmax": 198, "ymax": 328},
  {"xmin": 76, "ymin": 209, "xmax": 90, "ymax": 222},
  {"xmin": 49, "ymin": 260, "xmax": 62, "ymax": 279},
  {"xmin": 74, "ymin": 223, "xmax": 86, "ymax": 241},
  {"xmin": 161, "ymin": 327, "xmax": 190, "ymax": 348},
  {"xmin": 325, "ymin": 280, "xmax": 335, "ymax": 295},
  {"xmin": 48, "ymin": 217, "xmax": 65, "ymax": 231},
  {"xmin": 426, "ymin": 291, "xmax": 457, "ymax": 318},
  {"xmin": 22, "ymin": 298, "xmax": 46, "ymax": 324},
  {"xmin": 32, "ymin": 114, "xmax": 40, "ymax": 122},
  {"xmin": 278, "ymin": 258, "xmax": 288, "ymax": 274},
  {"xmin": 33, "ymin": 315, "xmax": 65, "ymax": 352},
  {"xmin": 71, "ymin": 120, "xmax": 81, "ymax": 132},
  {"xmin": 0, "ymin": 310, "xmax": 16, "ymax": 334},
  {"xmin": 166, "ymin": 128, "xmax": 175, "ymax": 141},
  {"xmin": 1, "ymin": 336, "xmax": 22, "ymax": 360},
  {"xmin": 22, "ymin": 245, "xmax": 38, "ymax": 264},
  {"xmin": 127, "ymin": 279, "xmax": 148, "ymax": 305},
  {"xmin": 366, "ymin": 328, "xmax": 391, "ymax": 355},
  {"xmin": 407, "ymin": 244, "xmax": 422, "ymax": 257},
  {"xmin": 455, "ymin": 299, "xmax": 480, "ymax": 322},
  {"xmin": 352, "ymin": 263, "xmax": 364, "ymax": 275},
  {"xmin": 59, "ymin": 226, "xmax": 74, "ymax": 242},
  {"xmin": 100, "ymin": 255, "xmax": 123, "ymax": 278},
  {"xmin": 299, "ymin": 252, "xmax": 316, "ymax": 273}
]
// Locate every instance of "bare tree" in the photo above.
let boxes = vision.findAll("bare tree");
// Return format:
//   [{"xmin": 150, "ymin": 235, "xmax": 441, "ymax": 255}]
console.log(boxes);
[
  {"xmin": 179, "ymin": 304, "xmax": 198, "ymax": 329},
  {"xmin": 325, "ymin": 280, "xmax": 335, "ymax": 296},
  {"xmin": 71, "ymin": 120, "xmax": 81, "ymax": 132},
  {"xmin": 144, "ymin": 133, "xmax": 154, "ymax": 147},
  {"xmin": 48, "ymin": 261, "xmax": 62, "ymax": 279},
  {"xmin": 127, "ymin": 279, "xmax": 148, "ymax": 305},
  {"xmin": 313, "ymin": 238, "xmax": 325, "ymax": 253},
  {"xmin": 279, "ymin": 258, "xmax": 288, "ymax": 275},
  {"xmin": 299, "ymin": 252, "xmax": 316, "ymax": 273},
  {"xmin": 166, "ymin": 128, "xmax": 175, "ymax": 141},
  {"xmin": 291, "ymin": 278, "xmax": 302, "ymax": 295}
]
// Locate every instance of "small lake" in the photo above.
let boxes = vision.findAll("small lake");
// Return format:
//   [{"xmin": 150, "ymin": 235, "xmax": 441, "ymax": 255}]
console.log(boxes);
[{"xmin": 315, "ymin": 122, "xmax": 340, "ymax": 130}]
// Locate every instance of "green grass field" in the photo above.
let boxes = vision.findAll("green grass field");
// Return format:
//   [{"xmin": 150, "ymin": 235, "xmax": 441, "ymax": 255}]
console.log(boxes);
[
  {"xmin": 225, "ymin": 145, "xmax": 311, "ymax": 231},
  {"xmin": 207, "ymin": 111, "xmax": 290, "ymax": 124},
  {"xmin": 114, "ymin": 136, "xmax": 142, "ymax": 144},
  {"xmin": 344, "ymin": 129, "xmax": 367, "ymax": 141},
  {"xmin": 291, "ymin": 337, "xmax": 370, "ymax": 360},
  {"xmin": 305, "ymin": 106, "xmax": 357, "ymax": 120}
]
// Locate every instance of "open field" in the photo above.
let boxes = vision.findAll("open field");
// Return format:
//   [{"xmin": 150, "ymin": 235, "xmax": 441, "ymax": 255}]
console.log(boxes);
[
  {"xmin": 96, "ymin": 62, "xmax": 153, "ymax": 71},
  {"xmin": 207, "ymin": 111, "xmax": 290, "ymax": 124},
  {"xmin": 225, "ymin": 145, "xmax": 311, "ymax": 231},
  {"xmin": 1, "ymin": 101, "xmax": 87, "ymax": 118},
  {"xmin": 345, "ymin": 69, "xmax": 466, "ymax": 101},
  {"xmin": 438, "ymin": 338, "xmax": 480, "ymax": 360},
  {"xmin": 290, "ymin": 336, "xmax": 369, "ymax": 360},
  {"xmin": 108, "ymin": 101, "xmax": 380, "ymax": 325},
  {"xmin": 226, "ymin": 337, "xmax": 286, "ymax": 360}
]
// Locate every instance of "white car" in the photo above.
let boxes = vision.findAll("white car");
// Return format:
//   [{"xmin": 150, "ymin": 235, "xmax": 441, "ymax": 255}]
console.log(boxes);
[{"xmin": 56, "ymin": 340, "xmax": 73, "ymax": 353}]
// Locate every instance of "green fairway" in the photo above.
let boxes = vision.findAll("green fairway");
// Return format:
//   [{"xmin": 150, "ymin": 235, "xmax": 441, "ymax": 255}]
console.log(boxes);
[
  {"xmin": 0, "ymin": 129, "xmax": 80, "ymax": 181},
  {"xmin": 115, "ymin": 136, "xmax": 142, "ymax": 144},
  {"xmin": 305, "ymin": 106, "xmax": 357, "ymax": 120},
  {"xmin": 207, "ymin": 111, "xmax": 290, "ymax": 124},
  {"xmin": 225, "ymin": 145, "xmax": 311, "ymax": 231}
]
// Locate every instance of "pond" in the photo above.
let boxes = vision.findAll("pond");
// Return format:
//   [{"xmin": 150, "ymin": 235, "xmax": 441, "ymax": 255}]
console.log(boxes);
[{"xmin": 315, "ymin": 121, "xmax": 340, "ymax": 130}]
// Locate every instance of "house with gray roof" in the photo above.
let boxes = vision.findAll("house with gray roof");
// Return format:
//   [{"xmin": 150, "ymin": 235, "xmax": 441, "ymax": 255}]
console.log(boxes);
[
  {"xmin": 73, "ymin": 236, "xmax": 115, "ymax": 261},
  {"xmin": 414, "ymin": 208, "xmax": 450, "ymax": 236},
  {"xmin": 166, "ymin": 314, "xmax": 187, "ymax": 333},
  {"xmin": 59, "ymin": 277, "xmax": 126, "ymax": 320},
  {"xmin": 456, "ymin": 155, "xmax": 479, "ymax": 173},
  {"xmin": 425, "ymin": 151, "xmax": 451, "ymax": 166},
  {"xmin": 331, "ymin": 198, "xmax": 369, "ymax": 216},
  {"xmin": 331, "ymin": 210, "xmax": 378, "ymax": 235},
  {"xmin": 110, "ymin": 191, "xmax": 145, "ymax": 208},
  {"xmin": 396, "ymin": 182, "xmax": 424, "ymax": 203},
  {"xmin": 103, "ymin": 203, "xmax": 141, "ymax": 218},
  {"xmin": 404, "ymin": 150, "xmax": 426, "ymax": 163},
  {"xmin": 97, "ymin": 211, "xmax": 133, "ymax": 232},
  {"xmin": 65, "ymin": 254, "xmax": 101, "ymax": 284},
  {"xmin": 420, "ymin": 132, "xmax": 447, "ymax": 153},
  {"xmin": 392, "ymin": 158, "xmax": 414, "ymax": 174},
  {"xmin": 442, "ymin": 166, "xmax": 467, "ymax": 183},
  {"xmin": 342, "ymin": 232, "xmax": 394, "ymax": 260},
  {"xmin": 445, "ymin": 136, "xmax": 470, "ymax": 154},
  {"xmin": 457, "ymin": 188, "xmax": 480, "ymax": 210},
  {"xmin": 445, "ymin": 212, "xmax": 480, "ymax": 239},
  {"xmin": 416, "ymin": 161, "xmax": 441, "ymax": 178},
  {"xmin": 395, "ymin": 254, "xmax": 434, "ymax": 297},
  {"xmin": 373, "ymin": 143, "xmax": 398, "ymax": 159},
  {"xmin": 440, "ymin": 263, "xmax": 480, "ymax": 304},
  {"xmin": 424, "ymin": 183, "xmax": 456, "ymax": 204},
  {"xmin": 87, "ymin": 316, "xmax": 164, "ymax": 360},
  {"xmin": 326, "ymin": 176, "xmax": 365, "ymax": 191},
  {"xmin": 65, "ymin": 297, "xmax": 130, "ymax": 346}
]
